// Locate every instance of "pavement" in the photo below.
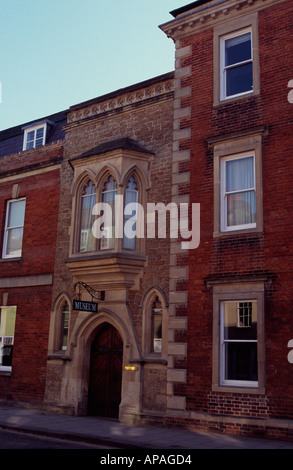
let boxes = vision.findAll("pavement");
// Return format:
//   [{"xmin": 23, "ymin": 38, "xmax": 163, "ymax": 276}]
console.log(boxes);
[{"xmin": 0, "ymin": 404, "xmax": 293, "ymax": 449}]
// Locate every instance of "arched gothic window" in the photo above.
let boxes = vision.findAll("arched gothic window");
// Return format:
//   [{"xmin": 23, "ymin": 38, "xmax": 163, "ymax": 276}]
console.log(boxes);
[
  {"xmin": 79, "ymin": 180, "xmax": 96, "ymax": 252},
  {"xmin": 123, "ymin": 175, "xmax": 138, "ymax": 250},
  {"xmin": 73, "ymin": 168, "xmax": 146, "ymax": 255},
  {"xmin": 60, "ymin": 303, "xmax": 70, "ymax": 351},
  {"xmin": 47, "ymin": 293, "xmax": 72, "ymax": 356},
  {"xmin": 151, "ymin": 296, "xmax": 163, "ymax": 353},
  {"xmin": 142, "ymin": 288, "xmax": 167, "ymax": 359},
  {"xmin": 100, "ymin": 176, "xmax": 117, "ymax": 250}
]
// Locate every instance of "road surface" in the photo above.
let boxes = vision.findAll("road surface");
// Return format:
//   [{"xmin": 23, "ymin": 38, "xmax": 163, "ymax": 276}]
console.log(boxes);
[{"xmin": 0, "ymin": 428, "xmax": 117, "ymax": 449}]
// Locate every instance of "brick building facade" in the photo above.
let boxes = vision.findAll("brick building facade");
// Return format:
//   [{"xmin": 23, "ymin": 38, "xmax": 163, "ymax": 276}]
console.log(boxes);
[
  {"xmin": 44, "ymin": 73, "xmax": 176, "ymax": 421},
  {"xmin": 0, "ymin": 112, "xmax": 66, "ymax": 403},
  {"xmin": 0, "ymin": 0, "xmax": 292, "ymax": 442},
  {"xmin": 160, "ymin": 0, "xmax": 293, "ymax": 439}
]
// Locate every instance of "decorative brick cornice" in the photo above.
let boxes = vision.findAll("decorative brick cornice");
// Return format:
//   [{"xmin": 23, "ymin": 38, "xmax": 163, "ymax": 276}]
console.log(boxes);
[
  {"xmin": 160, "ymin": 0, "xmax": 286, "ymax": 40},
  {"xmin": 67, "ymin": 78, "xmax": 174, "ymax": 125}
]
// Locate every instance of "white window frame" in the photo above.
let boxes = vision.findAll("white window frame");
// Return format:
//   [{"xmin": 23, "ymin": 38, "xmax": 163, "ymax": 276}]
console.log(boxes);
[
  {"xmin": 0, "ymin": 306, "xmax": 17, "ymax": 372},
  {"xmin": 220, "ymin": 299, "xmax": 258, "ymax": 388},
  {"xmin": 220, "ymin": 152, "xmax": 256, "ymax": 233},
  {"xmin": 23, "ymin": 123, "xmax": 47, "ymax": 151},
  {"xmin": 220, "ymin": 27, "xmax": 253, "ymax": 101},
  {"xmin": 212, "ymin": 282, "xmax": 265, "ymax": 394},
  {"xmin": 2, "ymin": 198, "xmax": 26, "ymax": 259}
]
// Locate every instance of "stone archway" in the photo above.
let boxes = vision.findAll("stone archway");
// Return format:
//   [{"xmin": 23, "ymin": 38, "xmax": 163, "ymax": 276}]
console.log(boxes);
[{"xmin": 47, "ymin": 305, "xmax": 143, "ymax": 420}]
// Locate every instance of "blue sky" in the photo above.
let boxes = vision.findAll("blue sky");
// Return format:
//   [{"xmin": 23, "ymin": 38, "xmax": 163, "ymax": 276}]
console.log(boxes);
[{"xmin": 0, "ymin": 0, "xmax": 184, "ymax": 131}]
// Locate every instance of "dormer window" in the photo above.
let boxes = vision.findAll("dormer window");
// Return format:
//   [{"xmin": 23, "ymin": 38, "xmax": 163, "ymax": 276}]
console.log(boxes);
[{"xmin": 23, "ymin": 123, "xmax": 47, "ymax": 151}]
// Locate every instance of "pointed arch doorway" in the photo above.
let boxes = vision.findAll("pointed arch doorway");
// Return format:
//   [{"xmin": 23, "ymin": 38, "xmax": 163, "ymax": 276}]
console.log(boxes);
[{"xmin": 87, "ymin": 323, "xmax": 123, "ymax": 418}]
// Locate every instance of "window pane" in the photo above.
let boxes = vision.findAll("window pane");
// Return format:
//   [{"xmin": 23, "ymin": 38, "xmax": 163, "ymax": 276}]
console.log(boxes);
[
  {"xmin": 35, "ymin": 138, "xmax": 44, "ymax": 147},
  {"xmin": 103, "ymin": 175, "xmax": 117, "ymax": 193},
  {"xmin": 238, "ymin": 302, "xmax": 252, "ymax": 327},
  {"xmin": 84, "ymin": 180, "xmax": 95, "ymax": 196},
  {"xmin": 227, "ymin": 190, "xmax": 256, "ymax": 226},
  {"xmin": 101, "ymin": 176, "xmax": 117, "ymax": 250},
  {"xmin": 225, "ymin": 32, "xmax": 251, "ymax": 66},
  {"xmin": 8, "ymin": 200, "xmax": 26, "ymax": 228},
  {"xmin": 35, "ymin": 128, "xmax": 44, "ymax": 147},
  {"xmin": 225, "ymin": 156, "xmax": 256, "ymax": 227},
  {"xmin": 123, "ymin": 176, "xmax": 138, "ymax": 250},
  {"xmin": 0, "ymin": 307, "xmax": 16, "ymax": 368},
  {"xmin": 126, "ymin": 175, "xmax": 137, "ymax": 192},
  {"xmin": 61, "ymin": 305, "xmax": 69, "ymax": 351},
  {"xmin": 224, "ymin": 301, "xmax": 257, "ymax": 341},
  {"xmin": 226, "ymin": 62, "xmax": 253, "ymax": 96},
  {"xmin": 26, "ymin": 130, "xmax": 36, "ymax": 150},
  {"xmin": 80, "ymin": 196, "xmax": 96, "ymax": 252},
  {"xmin": 6, "ymin": 228, "xmax": 24, "ymax": 257},
  {"xmin": 26, "ymin": 141, "xmax": 34, "ymax": 150},
  {"xmin": 27, "ymin": 130, "xmax": 35, "ymax": 142},
  {"xmin": 36, "ymin": 127, "xmax": 44, "ymax": 139},
  {"xmin": 80, "ymin": 181, "xmax": 96, "ymax": 252},
  {"xmin": 225, "ymin": 342, "xmax": 258, "ymax": 381},
  {"xmin": 152, "ymin": 297, "xmax": 162, "ymax": 353},
  {"xmin": 226, "ymin": 156, "xmax": 254, "ymax": 192}
]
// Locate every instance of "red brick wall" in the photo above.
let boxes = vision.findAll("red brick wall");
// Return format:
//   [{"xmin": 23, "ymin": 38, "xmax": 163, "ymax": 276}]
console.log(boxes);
[
  {"xmin": 0, "ymin": 143, "xmax": 62, "ymax": 175},
  {"xmin": 0, "ymin": 144, "xmax": 62, "ymax": 402},
  {"xmin": 0, "ymin": 147, "xmax": 62, "ymax": 277},
  {"xmin": 174, "ymin": 0, "xmax": 293, "ymax": 420},
  {"xmin": 0, "ymin": 286, "xmax": 53, "ymax": 402}
]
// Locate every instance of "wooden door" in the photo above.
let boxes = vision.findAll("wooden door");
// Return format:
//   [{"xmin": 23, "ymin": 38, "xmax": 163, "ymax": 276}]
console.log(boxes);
[{"xmin": 87, "ymin": 323, "xmax": 123, "ymax": 418}]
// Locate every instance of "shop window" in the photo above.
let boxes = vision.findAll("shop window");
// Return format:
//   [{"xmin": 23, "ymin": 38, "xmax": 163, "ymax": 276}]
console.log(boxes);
[{"xmin": 0, "ymin": 306, "xmax": 16, "ymax": 372}]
